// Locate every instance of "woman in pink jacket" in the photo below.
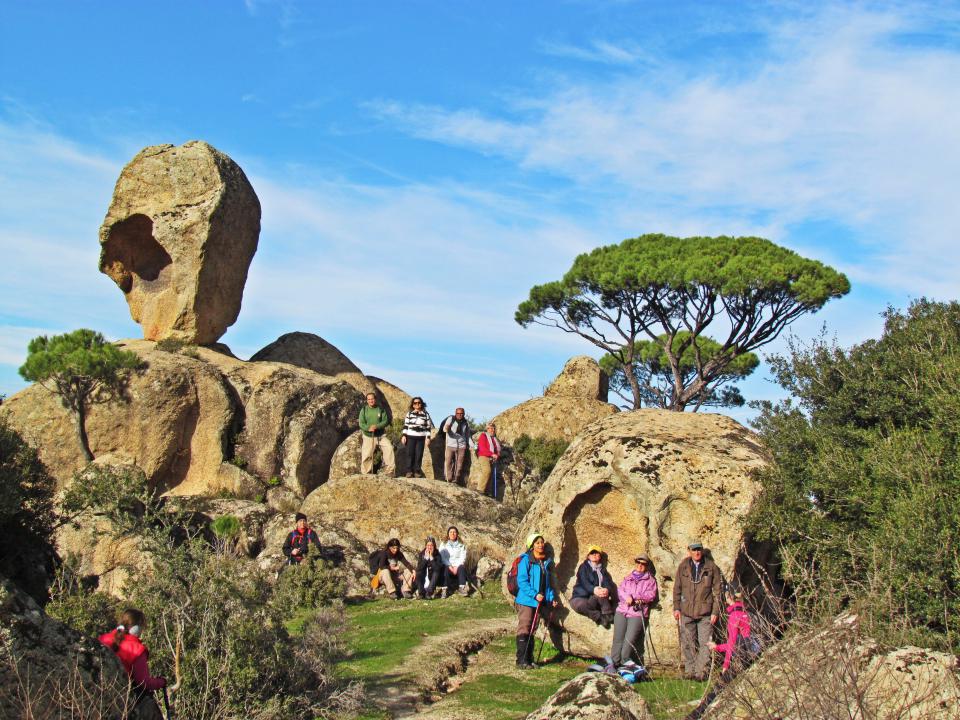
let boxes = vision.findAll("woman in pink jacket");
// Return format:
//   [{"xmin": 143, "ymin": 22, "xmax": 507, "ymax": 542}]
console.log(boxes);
[
  {"xmin": 607, "ymin": 553, "xmax": 659, "ymax": 671},
  {"xmin": 708, "ymin": 583, "xmax": 755, "ymax": 678}
]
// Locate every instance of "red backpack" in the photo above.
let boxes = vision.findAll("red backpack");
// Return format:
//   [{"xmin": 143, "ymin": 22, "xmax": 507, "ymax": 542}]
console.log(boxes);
[{"xmin": 506, "ymin": 552, "xmax": 530, "ymax": 596}]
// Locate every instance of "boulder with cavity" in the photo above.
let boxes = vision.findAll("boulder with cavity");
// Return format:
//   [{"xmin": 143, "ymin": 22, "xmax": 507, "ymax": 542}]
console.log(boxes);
[{"xmin": 98, "ymin": 141, "xmax": 260, "ymax": 344}]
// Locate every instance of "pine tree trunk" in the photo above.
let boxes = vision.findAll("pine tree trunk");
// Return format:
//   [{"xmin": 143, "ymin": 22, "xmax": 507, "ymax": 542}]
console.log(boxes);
[{"xmin": 74, "ymin": 404, "xmax": 94, "ymax": 462}]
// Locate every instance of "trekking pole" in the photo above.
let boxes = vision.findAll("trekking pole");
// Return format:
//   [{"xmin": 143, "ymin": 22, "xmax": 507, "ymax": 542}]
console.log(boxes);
[
  {"xmin": 535, "ymin": 604, "xmax": 551, "ymax": 663},
  {"xmin": 492, "ymin": 462, "xmax": 498, "ymax": 500},
  {"xmin": 162, "ymin": 687, "xmax": 173, "ymax": 720},
  {"xmin": 640, "ymin": 611, "xmax": 661, "ymax": 665},
  {"xmin": 525, "ymin": 601, "xmax": 541, "ymax": 664}
]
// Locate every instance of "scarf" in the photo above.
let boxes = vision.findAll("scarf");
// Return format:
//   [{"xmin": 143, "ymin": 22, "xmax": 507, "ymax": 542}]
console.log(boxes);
[{"xmin": 588, "ymin": 560, "xmax": 603, "ymax": 584}]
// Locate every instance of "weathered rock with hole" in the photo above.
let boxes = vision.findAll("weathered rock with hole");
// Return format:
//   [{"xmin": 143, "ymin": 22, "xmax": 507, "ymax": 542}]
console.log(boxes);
[
  {"xmin": 544, "ymin": 355, "xmax": 610, "ymax": 402},
  {"xmin": 510, "ymin": 410, "xmax": 768, "ymax": 662},
  {"xmin": 301, "ymin": 474, "xmax": 523, "ymax": 565},
  {"xmin": 0, "ymin": 574, "xmax": 130, "ymax": 719},
  {"xmin": 98, "ymin": 141, "xmax": 260, "ymax": 344},
  {"xmin": 700, "ymin": 614, "xmax": 960, "ymax": 720},
  {"xmin": 525, "ymin": 672, "xmax": 654, "ymax": 720}
]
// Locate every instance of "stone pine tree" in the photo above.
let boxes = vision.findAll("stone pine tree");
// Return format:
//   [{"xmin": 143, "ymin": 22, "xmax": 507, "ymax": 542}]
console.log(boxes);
[
  {"xmin": 516, "ymin": 234, "xmax": 850, "ymax": 411},
  {"xmin": 600, "ymin": 332, "xmax": 760, "ymax": 411},
  {"xmin": 19, "ymin": 329, "xmax": 143, "ymax": 462}
]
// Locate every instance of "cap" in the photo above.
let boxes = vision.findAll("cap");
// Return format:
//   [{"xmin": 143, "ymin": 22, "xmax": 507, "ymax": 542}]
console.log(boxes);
[
  {"xmin": 634, "ymin": 554, "xmax": 651, "ymax": 563},
  {"xmin": 586, "ymin": 545, "xmax": 603, "ymax": 556},
  {"xmin": 295, "ymin": 512, "xmax": 307, "ymax": 522},
  {"xmin": 688, "ymin": 541, "xmax": 704, "ymax": 551},
  {"xmin": 526, "ymin": 532, "xmax": 544, "ymax": 549}
]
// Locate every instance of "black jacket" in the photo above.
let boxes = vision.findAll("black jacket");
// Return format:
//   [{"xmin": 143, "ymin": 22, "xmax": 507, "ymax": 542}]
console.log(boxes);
[
  {"xmin": 416, "ymin": 552, "xmax": 444, "ymax": 580},
  {"xmin": 571, "ymin": 560, "xmax": 616, "ymax": 600},
  {"xmin": 282, "ymin": 528, "xmax": 322, "ymax": 563},
  {"xmin": 372, "ymin": 547, "xmax": 414, "ymax": 573}
]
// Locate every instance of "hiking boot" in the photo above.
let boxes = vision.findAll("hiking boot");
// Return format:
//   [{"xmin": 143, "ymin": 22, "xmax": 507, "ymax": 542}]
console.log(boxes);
[
  {"xmin": 439, "ymin": 587, "xmax": 448, "ymax": 599},
  {"xmin": 600, "ymin": 614, "xmax": 614, "ymax": 629},
  {"xmin": 415, "ymin": 471, "xmax": 425, "ymax": 478},
  {"xmin": 401, "ymin": 591, "xmax": 413, "ymax": 599},
  {"xmin": 458, "ymin": 586, "xmax": 469, "ymax": 596},
  {"xmin": 516, "ymin": 635, "xmax": 529, "ymax": 666},
  {"xmin": 603, "ymin": 663, "xmax": 617, "ymax": 675},
  {"xmin": 404, "ymin": 472, "xmax": 414, "ymax": 478}
]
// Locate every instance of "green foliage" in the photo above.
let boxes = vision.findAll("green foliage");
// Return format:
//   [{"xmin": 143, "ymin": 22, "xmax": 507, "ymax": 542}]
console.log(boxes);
[
  {"xmin": 61, "ymin": 464, "xmax": 163, "ymax": 540},
  {"xmin": 0, "ymin": 420, "xmax": 56, "ymax": 603},
  {"xmin": 748, "ymin": 299, "xmax": 960, "ymax": 651},
  {"xmin": 46, "ymin": 554, "xmax": 119, "ymax": 637},
  {"xmin": 18, "ymin": 329, "xmax": 143, "ymax": 460},
  {"xmin": 385, "ymin": 416, "xmax": 405, "ymax": 443},
  {"xmin": 516, "ymin": 234, "xmax": 849, "ymax": 410},
  {"xmin": 273, "ymin": 557, "xmax": 346, "ymax": 611},
  {"xmin": 211, "ymin": 514, "xmax": 241, "ymax": 539},
  {"xmin": 512, "ymin": 435, "xmax": 569, "ymax": 480},
  {"xmin": 600, "ymin": 331, "xmax": 759, "ymax": 410},
  {"xmin": 267, "ymin": 475, "xmax": 282, "ymax": 487},
  {"xmin": 228, "ymin": 456, "xmax": 248, "ymax": 469}
]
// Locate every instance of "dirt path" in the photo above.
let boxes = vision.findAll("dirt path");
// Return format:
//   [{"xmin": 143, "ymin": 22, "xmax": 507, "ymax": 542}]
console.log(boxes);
[{"xmin": 372, "ymin": 615, "xmax": 515, "ymax": 718}]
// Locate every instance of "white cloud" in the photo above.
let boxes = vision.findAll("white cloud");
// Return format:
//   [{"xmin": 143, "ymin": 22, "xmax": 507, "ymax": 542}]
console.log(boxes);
[{"xmin": 538, "ymin": 38, "xmax": 655, "ymax": 66}]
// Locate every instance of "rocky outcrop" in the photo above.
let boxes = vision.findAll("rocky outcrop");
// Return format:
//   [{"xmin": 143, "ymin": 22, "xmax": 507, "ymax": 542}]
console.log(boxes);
[
  {"xmin": 544, "ymin": 356, "xmax": 610, "ymax": 402},
  {"xmin": 525, "ymin": 672, "xmax": 653, "ymax": 720},
  {"xmin": 491, "ymin": 358, "xmax": 617, "ymax": 446},
  {"xmin": 0, "ymin": 574, "xmax": 129, "ymax": 719},
  {"xmin": 300, "ymin": 474, "xmax": 523, "ymax": 564},
  {"xmin": 250, "ymin": 332, "xmax": 377, "ymax": 397},
  {"xmin": 1, "ymin": 340, "xmax": 362, "ymax": 498},
  {"xmin": 368, "ymin": 376, "xmax": 412, "ymax": 422},
  {"xmin": 701, "ymin": 614, "xmax": 960, "ymax": 720},
  {"xmin": 98, "ymin": 141, "xmax": 260, "ymax": 344},
  {"xmin": 510, "ymin": 410, "xmax": 768, "ymax": 661}
]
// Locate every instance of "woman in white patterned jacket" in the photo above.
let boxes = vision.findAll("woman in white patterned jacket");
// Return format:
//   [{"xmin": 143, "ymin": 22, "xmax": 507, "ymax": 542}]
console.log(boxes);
[{"xmin": 401, "ymin": 396, "xmax": 434, "ymax": 478}]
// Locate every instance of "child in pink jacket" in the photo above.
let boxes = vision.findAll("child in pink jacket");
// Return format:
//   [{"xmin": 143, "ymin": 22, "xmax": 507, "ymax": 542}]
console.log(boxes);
[{"xmin": 708, "ymin": 583, "xmax": 753, "ymax": 676}]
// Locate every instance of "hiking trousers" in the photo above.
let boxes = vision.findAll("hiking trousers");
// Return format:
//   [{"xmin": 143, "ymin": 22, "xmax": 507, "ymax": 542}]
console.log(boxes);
[
  {"xmin": 610, "ymin": 612, "xmax": 645, "ymax": 666},
  {"xmin": 680, "ymin": 614, "xmax": 714, "ymax": 678},
  {"xmin": 403, "ymin": 435, "xmax": 426, "ymax": 475},
  {"xmin": 444, "ymin": 447, "xmax": 466, "ymax": 483},
  {"xmin": 361, "ymin": 433, "xmax": 395, "ymax": 475},
  {"xmin": 570, "ymin": 595, "xmax": 615, "ymax": 623},
  {"xmin": 472, "ymin": 456, "xmax": 497, "ymax": 494},
  {"xmin": 378, "ymin": 567, "xmax": 414, "ymax": 596}
]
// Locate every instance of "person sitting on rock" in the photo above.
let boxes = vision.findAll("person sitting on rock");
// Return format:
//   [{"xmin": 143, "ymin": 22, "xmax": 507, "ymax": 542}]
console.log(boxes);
[
  {"xmin": 708, "ymin": 580, "xmax": 757, "ymax": 681},
  {"xmin": 282, "ymin": 512, "xmax": 322, "ymax": 565},
  {"xmin": 414, "ymin": 536, "xmax": 443, "ymax": 599},
  {"xmin": 359, "ymin": 392, "xmax": 396, "ymax": 476},
  {"xmin": 607, "ymin": 553, "xmax": 658, "ymax": 673},
  {"xmin": 401, "ymin": 396, "xmax": 433, "ymax": 478},
  {"xmin": 99, "ymin": 608, "xmax": 167, "ymax": 719},
  {"xmin": 515, "ymin": 533, "xmax": 559, "ymax": 669},
  {"xmin": 439, "ymin": 526, "xmax": 469, "ymax": 597},
  {"xmin": 570, "ymin": 545, "xmax": 617, "ymax": 628},
  {"xmin": 373, "ymin": 538, "xmax": 415, "ymax": 599}
]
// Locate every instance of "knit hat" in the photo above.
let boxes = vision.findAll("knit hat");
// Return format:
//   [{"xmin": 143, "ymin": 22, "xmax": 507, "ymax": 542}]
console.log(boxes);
[
  {"xmin": 295, "ymin": 512, "xmax": 307, "ymax": 522},
  {"xmin": 526, "ymin": 532, "xmax": 544, "ymax": 549}
]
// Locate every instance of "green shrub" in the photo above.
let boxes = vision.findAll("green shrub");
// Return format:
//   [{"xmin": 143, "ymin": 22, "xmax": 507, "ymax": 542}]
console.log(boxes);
[
  {"xmin": 267, "ymin": 475, "xmax": 282, "ymax": 487},
  {"xmin": 512, "ymin": 434, "xmax": 569, "ymax": 479},
  {"xmin": 46, "ymin": 555, "xmax": 119, "ymax": 637},
  {"xmin": 272, "ymin": 556, "xmax": 346, "ymax": 611},
  {"xmin": 211, "ymin": 514, "xmax": 241, "ymax": 539}
]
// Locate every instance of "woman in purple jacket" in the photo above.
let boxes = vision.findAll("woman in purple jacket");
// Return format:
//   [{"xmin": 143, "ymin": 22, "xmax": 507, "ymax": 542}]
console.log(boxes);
[{"xmin": 607, "ymin": 553, "xmax": 659, "ymax": 671}]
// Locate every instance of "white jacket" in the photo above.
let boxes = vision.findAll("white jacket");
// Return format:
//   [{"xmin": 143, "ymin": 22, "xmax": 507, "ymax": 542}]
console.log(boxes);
[{"xmin": 440, "ymin": 540, "xmax": 467, "ymax": 567}]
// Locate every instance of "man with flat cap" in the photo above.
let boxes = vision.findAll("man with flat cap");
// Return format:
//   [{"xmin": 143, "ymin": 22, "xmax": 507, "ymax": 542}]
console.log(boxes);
[{"xmin": 672, "ymin": 541, "xmax": 723, "ymax": 680}]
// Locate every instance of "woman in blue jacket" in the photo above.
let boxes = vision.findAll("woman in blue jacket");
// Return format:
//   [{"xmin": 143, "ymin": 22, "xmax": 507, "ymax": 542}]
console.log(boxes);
[{"xmin": 515, "ymin": 532, "xmax": 558, "ymax": 668}]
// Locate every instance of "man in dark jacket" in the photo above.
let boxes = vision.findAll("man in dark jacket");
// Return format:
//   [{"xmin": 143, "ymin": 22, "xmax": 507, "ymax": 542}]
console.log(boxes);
[
  {"xmin": 570, "ymin": 546, "xmax": 617, "ymax": 627},
  {"xmin": 672, "ymin": 541, "xmax": 723, "ymax": 680},
  {"xmin": 282, "ymin": 512, "xmax": 322, "ymax": 565}
]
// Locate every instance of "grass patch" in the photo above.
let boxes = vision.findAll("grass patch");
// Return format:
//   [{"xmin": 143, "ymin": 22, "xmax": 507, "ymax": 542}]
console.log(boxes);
[{"xmin": 636, "ymin": 676, "xmax": 709, "ymax": 719}]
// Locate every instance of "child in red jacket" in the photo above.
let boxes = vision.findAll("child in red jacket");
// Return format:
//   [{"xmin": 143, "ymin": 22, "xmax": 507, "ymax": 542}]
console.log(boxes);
[
  {"xmin": 99, "ymin": 607, "xmax": 167, "ymax": 715},
  {"xmin": 708, "ymin": 583, "xmax": 756, "ymax": 679}
]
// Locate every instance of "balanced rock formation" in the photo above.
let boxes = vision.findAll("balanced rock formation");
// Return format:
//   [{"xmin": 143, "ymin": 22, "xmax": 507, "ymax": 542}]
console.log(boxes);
[
  {"xmin": 701, "ymin": 614, "xmax": 960, "ymax": 719},
  {"xmin": 1, "ymin": 574, "xmax": 129, "ymax": 719},
  {"xmin": 300, "ymin": 474, "xmax": 524, "ymax": 564},
  {"xmin": 525, "ymin": 672, "xmax": 653, "ymax": 720},
  {"xmin": 1, "ymin": 340, "xmax": 361, "ymax": 498},
  {"xmin": 251, "ymin": 332, "xmax": 377, "ymax": 398},
  {"xmin": 544, "ymin": 355, "xmax": 610, "ymax": 401},
  {"xmin": 491, "ymin": 357, "xmax": 617, "ymax": 445},
  {"xmin": 98, "ymin": 141, "xmax": 260, "ymax": 344},
  {"xmin": 510, "ymin": 410, "xmax": 768, "ymax": 661}
]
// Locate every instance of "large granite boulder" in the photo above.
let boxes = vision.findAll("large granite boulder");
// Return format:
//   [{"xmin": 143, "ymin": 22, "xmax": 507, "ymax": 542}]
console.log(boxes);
[
  {"xmin": 1, "ymin": 574, "xmax": 129, "ymax": 719},
  {"xmin": 300, "ymin": 474, "xmax": 523, "ymax": 564},
  {"xmin": 491, "ymin": 358, "xmax": 618, "ymax": 446},
  {"xmin": 368, "ymin": 375, "xmax": 412, "ymax": 422},
  {"xmin": 98, "ymin": 141, "xmax": 260, "ymax": 344},
  {"xmin": 701, "ymin": 614, "xmax": 960, "ymax": 719},
  {"xmin": 250, "ymin": 332, "xmax": 377, "ymax": 398},
  {"xmin": 525, "ymin": 672, "xmax": 653, "ymax": 720},
  {"xmin": 510, "ymin": 410, "xmax": 768, "ymax": 661},
  {"xmin": 1, "ymin": 340, "xmax": 363, "ymax": 499},
  {"xmin": 544, "ymin": 355, "xmax": 610, "ymax": 401}
]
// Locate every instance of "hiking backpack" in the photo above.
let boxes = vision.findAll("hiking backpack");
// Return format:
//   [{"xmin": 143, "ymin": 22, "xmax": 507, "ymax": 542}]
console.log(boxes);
[{"xmin": 506, "ymin": 552, "xmax": 531, "ymax": 596}]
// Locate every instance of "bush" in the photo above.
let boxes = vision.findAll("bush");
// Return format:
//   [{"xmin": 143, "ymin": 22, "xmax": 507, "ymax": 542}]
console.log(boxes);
[
  {"xmin": 0, "ymin": 420, "xmax": 56, "ymax": 603},
  {"xmin": 46, "ymin": 555, "xmax": 120, "ymax": 638},
  {"xmin": 512, "ymin": 434, "xmax": 569, "ymax": 479},
  {"xmin": 747, "ymin": 299, "xmax": 960, "ymax": 652},
  {"xmin": 272, "ymin": 557, "xmax": 346, "ymax": 611},
  {"xmin": 211, "ymin": 514, "xmax": 241, "ymax": 539}
]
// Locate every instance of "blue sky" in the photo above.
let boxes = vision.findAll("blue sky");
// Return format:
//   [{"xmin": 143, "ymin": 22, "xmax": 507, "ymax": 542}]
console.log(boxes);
[{"xmin": 2, "ymin": 1, "xmax": 959, "ymax": 423}]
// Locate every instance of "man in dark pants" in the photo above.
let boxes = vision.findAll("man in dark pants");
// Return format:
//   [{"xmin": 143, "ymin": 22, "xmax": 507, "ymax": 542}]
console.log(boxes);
[
  {"xmin": 672, "ymin": 541, "xmax": 722, "ymax": 680},
  {"xmin": 282, "ymin": 512, "xmax": 322, "ymax": 565}
]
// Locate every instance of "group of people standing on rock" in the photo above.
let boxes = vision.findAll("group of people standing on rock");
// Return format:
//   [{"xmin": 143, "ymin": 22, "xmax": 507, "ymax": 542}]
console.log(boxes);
[
  {"xmin": 513, "ymin": 536, "xmax": 756, "ymax": 683},
  {"xmin": 369, "ymin": 527, "xmax": 472, "ymax": 599},
  {"xmin": 358, "ymin": 393, "xmax": 502, "ymax": 496}
]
